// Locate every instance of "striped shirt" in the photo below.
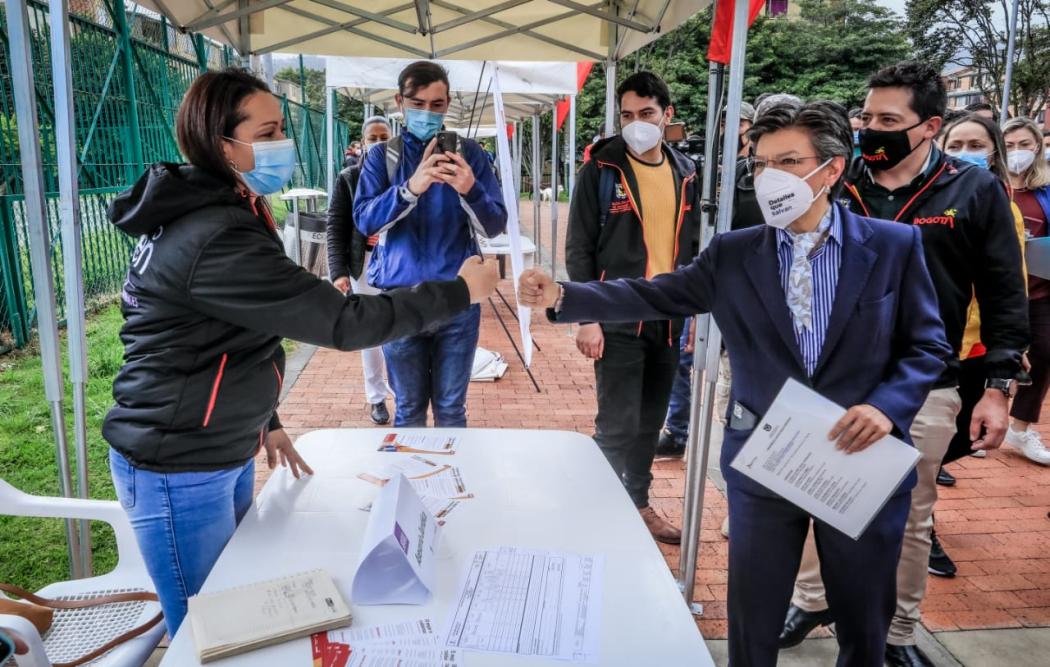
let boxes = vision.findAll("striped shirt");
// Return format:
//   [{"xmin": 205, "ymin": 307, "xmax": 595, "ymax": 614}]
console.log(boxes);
[{"xmin": 776, "ymin": 207, "xmax": 843, "ymax": 376}]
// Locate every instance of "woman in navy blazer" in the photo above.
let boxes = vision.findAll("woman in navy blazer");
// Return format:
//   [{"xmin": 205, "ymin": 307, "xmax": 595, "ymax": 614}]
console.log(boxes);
[{"xmin": 519, "ymin": 101, "xmax": 951, "ymax": 667}]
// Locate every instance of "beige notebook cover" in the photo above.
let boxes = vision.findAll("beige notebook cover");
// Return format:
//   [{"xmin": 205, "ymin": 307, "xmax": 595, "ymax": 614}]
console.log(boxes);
[{"xmin": 187, "ymin": 569, "xmax": 352, "ymax": 663}]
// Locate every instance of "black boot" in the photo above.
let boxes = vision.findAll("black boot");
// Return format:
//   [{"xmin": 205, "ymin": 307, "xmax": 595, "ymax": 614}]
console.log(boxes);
[
  {"xmin": 936, "ymin": 466, "xmax": 956, "ymax": 486},
  {"xmin": 928, "ymin": 529, "xmax": 957, "ymax": 578},
  {"xmin": 778, "ymin": 604, "xmax": 834, "ymax": 649},
  {"xmin": 885, "ymin": 644, "xmax": 934, "ymax": 667}
]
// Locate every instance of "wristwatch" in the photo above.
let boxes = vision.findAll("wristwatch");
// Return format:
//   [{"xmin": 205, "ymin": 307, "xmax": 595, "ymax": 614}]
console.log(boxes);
[{"xmin": 985, "ymin": 377, "xmax": 1013, "ymax": 398}]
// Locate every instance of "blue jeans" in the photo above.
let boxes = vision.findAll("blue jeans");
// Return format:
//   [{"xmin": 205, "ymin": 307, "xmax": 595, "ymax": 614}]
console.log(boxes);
[
  {"xmin": 664, "ymin": 319, "xmax": 693, "ymax": 442},
  {"xmin": 108, "ymin": 448, "xmax": 254, "ymax": 636},
  {"xmin": 383, "ymin": 304, "xmax": 481, "ymax": 427}
]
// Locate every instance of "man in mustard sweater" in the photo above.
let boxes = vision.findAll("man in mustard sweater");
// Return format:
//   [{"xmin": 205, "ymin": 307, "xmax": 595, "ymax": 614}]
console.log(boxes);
[{"xmin": 565, "ymin": 72, "xmax": 701, "ymax": 542}]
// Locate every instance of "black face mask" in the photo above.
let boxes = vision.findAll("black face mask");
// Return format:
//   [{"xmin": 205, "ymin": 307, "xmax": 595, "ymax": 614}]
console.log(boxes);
[{"xmin": 858, "ymin": 119, "xmax": 927, "ymax": 171}]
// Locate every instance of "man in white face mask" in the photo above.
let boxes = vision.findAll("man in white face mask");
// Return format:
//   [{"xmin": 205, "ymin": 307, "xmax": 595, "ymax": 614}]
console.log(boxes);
[
  {"xmin": 562, "ymin": 72, "xmax": 702, "ymax": 545},
  {"xmin": 519, "ymin": 100, "xmax": 951, "ymax": 667}
]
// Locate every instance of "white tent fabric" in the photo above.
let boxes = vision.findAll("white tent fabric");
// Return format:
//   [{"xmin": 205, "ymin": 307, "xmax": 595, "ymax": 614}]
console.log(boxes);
[
  {"xmin": 138, "ymin": 1, "xmax": 711, "ymax": 62},
  {"xmin": 326, "ymin": 57, "xmax": 577, "ymax": 123}
]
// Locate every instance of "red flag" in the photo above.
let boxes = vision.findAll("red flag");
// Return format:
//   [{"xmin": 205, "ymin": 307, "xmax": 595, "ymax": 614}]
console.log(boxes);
[
  {"xmin": 555, "ymin": 62, "xmax": 595, "ymax": 130},
  {"xmin": 707, "ymin": 0, "xmax": 764, "ymax": 65}
]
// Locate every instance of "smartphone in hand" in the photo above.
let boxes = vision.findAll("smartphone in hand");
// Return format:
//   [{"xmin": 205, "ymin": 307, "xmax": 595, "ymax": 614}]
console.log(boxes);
[{"xmin": 435, "ymin": 131, "xmax": 459, "ymax": 160}]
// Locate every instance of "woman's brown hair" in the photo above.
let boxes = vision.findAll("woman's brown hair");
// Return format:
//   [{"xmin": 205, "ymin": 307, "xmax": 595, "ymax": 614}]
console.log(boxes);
[{"xmin": 176, "ymin": 68, "xmax": 272, "ymax": 186}]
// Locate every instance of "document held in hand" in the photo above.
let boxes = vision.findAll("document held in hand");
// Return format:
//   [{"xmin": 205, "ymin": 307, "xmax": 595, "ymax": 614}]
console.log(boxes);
[
  {"xmin": 352, "ymin": 473, "xmax": 440, "ymax": 605},
  {"xmin": 730, "ymin": 378, "xmax": 921, "ymax": 540}
]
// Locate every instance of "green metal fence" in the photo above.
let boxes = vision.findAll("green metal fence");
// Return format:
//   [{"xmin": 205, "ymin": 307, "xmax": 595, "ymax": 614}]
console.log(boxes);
[{"xmin": 0, "ymin": 0, "xmax": 346, "ymax": 352}]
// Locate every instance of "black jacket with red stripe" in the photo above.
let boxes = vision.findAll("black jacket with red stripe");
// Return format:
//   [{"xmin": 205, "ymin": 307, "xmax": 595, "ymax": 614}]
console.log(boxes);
[
  {"xmin": 565, "ymin": 136, "xmax": 701, "ymax": 338},
  {"xmin": 838, "ymin": 150, "xmax": 1029, "ymax": 386},
  {"xmin": 105, "ymin": 164, "xmax": 470, "ymax": 472}
]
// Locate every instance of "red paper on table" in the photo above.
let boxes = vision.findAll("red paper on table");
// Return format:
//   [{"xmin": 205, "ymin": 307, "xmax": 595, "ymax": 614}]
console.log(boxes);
[
  {"xmin": 707, "ymin": 0, "xmax": 765, "ymax": 64},
  {"xmin": 325, "ymin": 642, "xmax": 351, "ymax": 667},
  {"xmin": 311, "ymin": 632, "xmax": 328, "ymax": 667}
]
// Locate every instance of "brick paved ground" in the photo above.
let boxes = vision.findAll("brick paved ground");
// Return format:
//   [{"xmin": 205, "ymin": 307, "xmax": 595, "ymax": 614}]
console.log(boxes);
[{"xmin": 254, "ymin": 200, "xmax": 1050, "ymax": 642}]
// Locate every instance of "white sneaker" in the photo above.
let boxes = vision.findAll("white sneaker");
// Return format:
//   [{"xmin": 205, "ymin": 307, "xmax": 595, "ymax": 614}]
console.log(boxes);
[
  {"xmin": 1004, "ymin": 428, "xmax": 1050, "ymax": 465},
  {"xmin": 970, "ymin": 449, "xmax": 987, "ymax": 458}
]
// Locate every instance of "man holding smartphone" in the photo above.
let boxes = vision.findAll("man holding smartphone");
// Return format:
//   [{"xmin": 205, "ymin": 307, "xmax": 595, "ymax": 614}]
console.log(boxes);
[{"xmin": 354, "ymin": 61, "xmax": 507, "ymax": 428}]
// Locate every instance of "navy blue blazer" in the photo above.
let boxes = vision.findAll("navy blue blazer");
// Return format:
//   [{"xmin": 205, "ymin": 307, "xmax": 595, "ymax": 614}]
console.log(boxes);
[{"xmin": 554, "ymin": 204, "xmax": 952, "ymax": 496}]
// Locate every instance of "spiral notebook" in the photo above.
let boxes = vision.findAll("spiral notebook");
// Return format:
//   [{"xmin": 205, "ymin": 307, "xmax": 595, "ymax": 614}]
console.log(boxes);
[{"xmin": 187, "ymin": 569, "xmax": 352, "ymax": 663}]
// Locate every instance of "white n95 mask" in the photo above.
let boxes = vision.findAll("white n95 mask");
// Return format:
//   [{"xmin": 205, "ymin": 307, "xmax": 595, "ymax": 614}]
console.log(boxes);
[
  {"xmin": 753, "ymin": 159, "xmax": 832, "ymax": 229},
  {"xmin": 621, "ymin": 120, "xmax": 663, "ymax": 155}
]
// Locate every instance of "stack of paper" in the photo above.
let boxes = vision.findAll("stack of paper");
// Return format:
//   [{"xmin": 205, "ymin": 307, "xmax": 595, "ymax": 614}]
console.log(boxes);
[
  {"xmin": 444, "ymin": 547, "xmax": 604, "ymax": 663},
  {"xmin": 313, "ymin": 619, "xmax": 459, "ymax": 667},
  {"xmin": 470, "ymin": 347, "xmax": 508, "ymax": 382},
  {"xmin": 187, "ymin": 570, "xmax": 352, "ymax": 663},
  {"xmin": 358, "ymin": 454, "xmax": 473, "ymax": 525}
]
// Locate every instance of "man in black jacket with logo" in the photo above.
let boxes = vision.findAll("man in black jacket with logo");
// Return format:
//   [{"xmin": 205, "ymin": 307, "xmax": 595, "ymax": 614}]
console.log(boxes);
[
  {"xmin": 780, "ymin": 62, "xmax": 1029, "ymax": 667},
  {"xmin": 566, "ymin": 72, "xmax": 700, "ymax": 543}
]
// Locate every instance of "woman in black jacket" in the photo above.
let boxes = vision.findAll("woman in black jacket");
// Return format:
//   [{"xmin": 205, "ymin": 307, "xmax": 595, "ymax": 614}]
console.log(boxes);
[{"xmin": 104, "ymin": 69, "xmax": 497, "ymax": 635}]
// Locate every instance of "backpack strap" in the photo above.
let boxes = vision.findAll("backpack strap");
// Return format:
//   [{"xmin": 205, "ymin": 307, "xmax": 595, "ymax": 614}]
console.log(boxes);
[
  {"xmin": 597, "ymin": 165, "xmax": 618, "ymax": 229},
  {"xmin": 384, "ymin": 134, "xmax": 403, "ymax": 185}
]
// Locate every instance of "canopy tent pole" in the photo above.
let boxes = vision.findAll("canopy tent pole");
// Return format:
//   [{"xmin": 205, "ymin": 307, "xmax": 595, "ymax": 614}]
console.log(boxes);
[
  {"xmin": 326, "ymin": 86, "xmax": 336, "ymax": 196},
  {"xmin": 1001, "ymin": 0, "xmax": 1020, "ymax": 124},
  {"xmin": 568, "ymin": 94, "xmax": 576, "ymax": 205},
  {"xmin": 549, "ymin": 102, "xmax": 559, "ymax": 278},
  {"xmin": 262, "ymin": 52, "xmax": 275, "ymax": 88},
  {"xmin": 532, "ymin": 114, "xmax": 542, "ymax": 265},
  {"xmin": 677, "ymin": 0, "xmax": 751, "ymax": 612},
  {"xmin": 604, "ymin": 59, "xmax": 617, "ymax": 136},
  {"xmin": 513, "ymin": 121, "xmax": 523, "ymax": 198},
  {"xmin": 5, "ymin": 0, "xmax": 83, "ymax": 578},
  {"xmin": 50, "ymin": 0, "xmax": 93, "ymax": 577}
]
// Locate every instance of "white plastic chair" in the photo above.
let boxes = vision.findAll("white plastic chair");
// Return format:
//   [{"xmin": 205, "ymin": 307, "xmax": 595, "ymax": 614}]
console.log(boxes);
[{"xmin": 0, "ymin": 479, "xmax": 164, "ymax": 667}]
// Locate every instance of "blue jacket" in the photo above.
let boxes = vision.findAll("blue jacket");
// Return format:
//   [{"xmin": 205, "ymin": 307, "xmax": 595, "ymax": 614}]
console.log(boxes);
[
  {"xmin": 551, "ymin": 205, "xmax": 951, "ymax": 497},
  {"xmin": 353, "ymin": 132, "xmax": 507, "ymax": 289}
]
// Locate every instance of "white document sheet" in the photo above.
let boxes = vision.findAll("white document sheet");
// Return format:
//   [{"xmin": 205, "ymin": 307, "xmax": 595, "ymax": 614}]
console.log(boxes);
[
  {"xmin": 409, "ymin": 468, "xmax": 472, "ymax": 500},
  {"xmin": 358, "ymin": 456, "xmax": 450, "ymax": 485},
  {"xmin": 729, "ymin": 378, "xmax": 921, "ymax": 539},
  {"xmin": 351, "ymin": 474, "xmax": 440, "ymax": 605},
  {"xmin": 379, "ymin": 433, "xmax": 457, "ymax": 455},
  {"xmin": 324, "ymin": 619, "xmax": 460, "ymax": 667},
  {"xmin": 444, "ymin": 547, "xmax": 603, "ymax": 663}
]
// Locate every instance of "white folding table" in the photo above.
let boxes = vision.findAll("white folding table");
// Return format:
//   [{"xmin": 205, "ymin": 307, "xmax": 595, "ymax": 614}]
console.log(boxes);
[{"xmin": 162, "ymin": 428, "xmax": 714, "ymax": 666}]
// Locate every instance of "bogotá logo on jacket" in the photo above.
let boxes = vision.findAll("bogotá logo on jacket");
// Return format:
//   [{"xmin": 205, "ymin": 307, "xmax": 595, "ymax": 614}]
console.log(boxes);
[
  {"xmin": 609, "ymin": 182, "xmax": 632, "ymax": 214},
  {"xmin": 913, "ymin": 208, "xmax": 957, "ymax": 228},
  {"xmin": 861, "ymin": 146, "xmax": 889, "ymax": 163}
]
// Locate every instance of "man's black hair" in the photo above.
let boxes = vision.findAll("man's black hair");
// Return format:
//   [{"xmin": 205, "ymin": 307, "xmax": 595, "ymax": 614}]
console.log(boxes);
[
  {"xmin": 964, "ymin": 101, "xmax": 994, "ymax": 113},
  {"xmin": 398, "ymin": 61, "xmax": 450, "ymax": 98},
  {"xmin": 616, "ymin": 71, "xmax": 672, "ymax": 110},
  {"xmin": 867, "ymin": 61, "xmax": 947, "ymax": 120}
]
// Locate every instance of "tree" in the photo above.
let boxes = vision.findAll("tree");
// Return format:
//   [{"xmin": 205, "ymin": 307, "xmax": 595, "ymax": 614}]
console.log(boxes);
[
  {"xmin": 745, "ymin": 0, "xmax": 912, "ymax": 107},
  {"xmin": 567, "ymin": 0, "xmax": 912, "ymax": 154},
  {"xmin": 274, "ymin": 66, "xmax": 364, "ymax": 142},
  {"xmin": 907, "ymin": 0, "xmax": 1050, "ymax": 118}
]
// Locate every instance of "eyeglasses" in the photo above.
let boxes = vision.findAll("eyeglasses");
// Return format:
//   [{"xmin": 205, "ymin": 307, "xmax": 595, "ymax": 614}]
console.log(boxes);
[{"xmin": 748, "ymin": 156, "xmax": 822, "ymax": 174}]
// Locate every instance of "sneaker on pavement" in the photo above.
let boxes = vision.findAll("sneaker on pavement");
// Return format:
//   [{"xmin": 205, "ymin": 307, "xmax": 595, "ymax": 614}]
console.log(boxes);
[
  {"xmin": 970, "ymin": 449, "xmax": 987, "ymax": 458},
  {"xmin": 639, "ymin": 506, "xmax": 681, "ymax": 544},
  {"xmin": 654, "ymin": 429, "xmax": 686, "ymax": 458},
  {"xmin": 720, "ymin": 516, "xmax": 730, "ymax": 539},
  {"xmin": 1004, "ymin": 428, "xmax": 1050, "ymax": 465}
]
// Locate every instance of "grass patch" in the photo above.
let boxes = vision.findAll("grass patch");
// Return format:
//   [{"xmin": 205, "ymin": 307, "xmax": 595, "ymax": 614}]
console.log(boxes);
[{"xmin": 0, "ymin": 305, "xmax": 126, "ymax": 590}]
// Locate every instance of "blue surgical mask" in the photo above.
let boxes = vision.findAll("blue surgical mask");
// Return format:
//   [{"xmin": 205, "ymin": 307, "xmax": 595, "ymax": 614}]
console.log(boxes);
[
  {"xmin": 226, "ymin": 137, "xmax": 297, "ymax": 195},
  {"xmin": 948, "ymin": 150, "xmax": 990, "ymax": 170},
  {"xmin": 404, "ymin": 108, "xmax": 445, "ymax": 141}
]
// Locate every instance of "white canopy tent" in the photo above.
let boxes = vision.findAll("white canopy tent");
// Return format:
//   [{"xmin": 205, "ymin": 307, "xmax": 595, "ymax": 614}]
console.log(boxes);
[
  {"xmin": 326, "ymin": 56, "xmax": 577, "ymax": 124},
  {"xmin": 139, "ymin": 0, "xmax": 706, "ymax": 63},
  {"xmin": 10, "ymin": 0, "xmax": 738, "ymax": 621}
]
